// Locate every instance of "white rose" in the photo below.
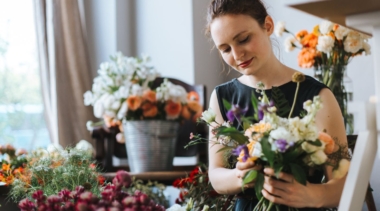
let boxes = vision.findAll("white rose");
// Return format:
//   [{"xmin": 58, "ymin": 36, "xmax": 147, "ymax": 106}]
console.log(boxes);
[
  {"xmin": 83, "ymin": 91, "xmax": 93, "ymax": 106},
  {"xmin": 201, "ymin": 108, "xmax": 216, "ymax": 124},
  {"xmin": 86, "ymin": 121, "xmax": 94, "ymax": 131},
  {"xmin": 310, "ymin": 149, "xmax": 328, "ymax": 165},
  {"xmin": 169, "ymin": 85, "xmax": 187, "ymax": 103},
  {"xmin": 275, "ymin": 21, "xmax": 286, "ymax": 37},
  {"xmin": 75, "ymin": 140, "xmax": 94, "ymax": 154},
  {"xmin": 362, "ymin": 41, "xmax": 371, "ymax": 55},
  {"xmin": 250, "ymin": 142, "xmax": 262, "ymax": 158},
  {"xmin": 117, "ymin": 101, "xmax": 128, "ymax": 120},
  {"xmin": 288, "ymin": 117, "xmax": 306, "ymax": 140},
  {"xmin": 317, "ymin": 35, "xmax": 334, "ymax": 53},
  {"xmin": 332, "ymin": 159, "xmax": 350, "ymax": 179},
  {"xmin": 104, "ymin": 110, "xmax": 116, "ymax": 118},
  {"xmin": 301, "ymin": 141, "xmax": 320, "ymax": 153},
  {"xmin": 284, "ymin": 36, "xmax": 296, "ymax": 52},
  {"xmin": 344, "ymin": 31, "xmax": 363, "ymax": 53},
  {"xmin": 131, "ymin": 84, "xmax": 143, "ymax": 96},
  {"xmin": 270, "ymin": 127, "xmax": 296, "ymax": 144},
  {"xmin": 334, "ymin": 25, "xmax": 350, "ymax": 40},
  {"xmin": 319, "ymin": 20, "xmax": 334, "ymax": 34},
  {"xmin": 93, "ymin": 100, "xmax": 104, "ymax": 118}
]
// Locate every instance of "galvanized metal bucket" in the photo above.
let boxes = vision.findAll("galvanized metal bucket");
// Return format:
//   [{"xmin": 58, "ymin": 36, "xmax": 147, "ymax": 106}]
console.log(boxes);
[{"xmin": 122, "ymin": 120, "xmax": 180, "ymax": 173}]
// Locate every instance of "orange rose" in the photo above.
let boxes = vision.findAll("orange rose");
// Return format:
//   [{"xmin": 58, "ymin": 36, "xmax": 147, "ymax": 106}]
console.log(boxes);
[
  {"xmin": 298, "ymin": 48, "xmax": 317, "ymax": 68},
  {"xmin": 186, "ymin": 101, "xmax": 202, "ymax": 113},
  {"xmin": 127, "ymin": 95, "xmax": 142, "ymax": 111},
  {"xmin": 142, "ymin": 102, "xmax": 158, "ymax": 117},
  {"xmin": 301, "ymin": 33, "xmax": 318, "ymax": 48},
  {"xmin": 187, "ymin": 91, "xmax": 200, "ymax": 102},
  {"xmin": 296, "ymin": 30, "xmax": 308, "ymax": 41},
  {"xmin": 142, "ymin": 89, "xmax": 156, "ymax": 103},
  {"xmin": 181, "ymin": 105, "xmax": 191, "ymax": 120},
  {"xmin": 318, "ymin": 132, "xmax": 335, "ymax": 154},
  {"xmin": 165, "ymin": 100, "xmax": 182, "ymax": 119}
]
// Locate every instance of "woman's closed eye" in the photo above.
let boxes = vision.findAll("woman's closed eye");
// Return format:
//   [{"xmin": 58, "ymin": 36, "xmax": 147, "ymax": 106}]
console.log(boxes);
[
  {"xmin": 238, "ymin": 35, "xmax": 250, "ymax": 44},
  {"xmin": 221, "ymin": 47, "xmax": 231, "ymax": 53}
]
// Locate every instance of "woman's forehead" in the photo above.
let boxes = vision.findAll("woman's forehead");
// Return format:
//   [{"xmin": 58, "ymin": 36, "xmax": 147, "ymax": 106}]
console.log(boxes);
[{"xmin": 210, "ymin": 14, "xmax": 259, "ymax": 43}]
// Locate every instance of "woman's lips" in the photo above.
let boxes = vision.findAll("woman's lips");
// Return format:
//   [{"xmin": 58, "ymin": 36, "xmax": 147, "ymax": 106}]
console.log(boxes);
[{"xmin": 238, "ymin": 58, "xmax": 253, "ymax": 68}]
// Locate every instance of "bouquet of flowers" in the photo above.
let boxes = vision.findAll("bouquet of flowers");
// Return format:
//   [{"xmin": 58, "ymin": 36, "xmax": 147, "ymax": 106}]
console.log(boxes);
[
  {"xmin": 274, "ymin": 20, "xmax": 371, "ymax": 70},
  {"xmin": 0, "ymin": 144, "xmax": 27, "ymax": 186},
  {"xmin": 189, "ymin": 73, "xmax": 350, "ymax": 210},
  {"xmin": 84, "ymin": 52, "xmax": 202, "ymax": 143},
  {"xmin": 274, "ymin": 20, "xmax": 371, "ymax": 134},
  {"xmin": 8, "ymin": 147, "xmax": 105, "ymax": 202}
]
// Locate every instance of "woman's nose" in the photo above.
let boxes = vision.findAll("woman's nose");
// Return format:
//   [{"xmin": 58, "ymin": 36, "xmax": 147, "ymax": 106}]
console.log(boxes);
[{"xmin": 232, "ymin": 47, "xmax": 245, "ymax": 61}]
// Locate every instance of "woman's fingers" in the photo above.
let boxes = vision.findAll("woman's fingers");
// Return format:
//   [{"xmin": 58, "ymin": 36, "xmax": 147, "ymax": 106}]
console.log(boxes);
[
  {"xmin": 264, "ymin": 167, "xmax": 294, "ymax": 183},
  {"xmin": 236, "ymin": 160, "xmax": 256, "ymax": 170}
]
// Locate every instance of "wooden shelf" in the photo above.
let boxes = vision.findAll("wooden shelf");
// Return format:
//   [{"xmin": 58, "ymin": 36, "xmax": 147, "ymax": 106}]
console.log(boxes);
[{"xmin": 287, "ymin": 0, "xmax": 380, "ymax": 35}]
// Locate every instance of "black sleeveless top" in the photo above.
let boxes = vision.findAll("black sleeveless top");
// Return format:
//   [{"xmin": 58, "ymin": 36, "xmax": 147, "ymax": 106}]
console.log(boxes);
[{"xmin": 215, "ymin": 76, "xmax": 332, "ymax": 211}]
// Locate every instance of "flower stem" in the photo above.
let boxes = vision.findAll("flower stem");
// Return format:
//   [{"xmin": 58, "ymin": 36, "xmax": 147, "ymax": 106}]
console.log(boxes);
[
  {"xmin": 288, "ymin": 82, "xmax": 300, "ymax": 118},
  {"xmin": 266, "ymin": 201, "xmax": 274, "ymax": 211}
]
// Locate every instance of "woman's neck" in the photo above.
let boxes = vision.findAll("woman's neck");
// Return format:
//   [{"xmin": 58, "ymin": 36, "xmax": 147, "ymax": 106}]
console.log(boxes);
[{"xmin": 238, "ymin": 59, "xmax": 296, "ymax": 89}]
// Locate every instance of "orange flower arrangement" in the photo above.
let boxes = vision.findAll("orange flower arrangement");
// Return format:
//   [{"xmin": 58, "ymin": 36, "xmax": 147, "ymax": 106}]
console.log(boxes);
[
  {"xmin": 84, "ymin": 53, "xmax": 203, "ymax": 138},
  {"xmin": 0, "ymin": 144, "xmax": 27, "ymax": 186},
  {"xmin": 123, "ymin": 78, "xmax": 202, "ymax": 122}
]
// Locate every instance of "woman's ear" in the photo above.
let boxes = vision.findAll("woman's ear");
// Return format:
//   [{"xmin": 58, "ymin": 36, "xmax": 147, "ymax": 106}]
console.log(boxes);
[{"xmin": 264, "ymin": 16, "xmax": 274, "ymax": 35}]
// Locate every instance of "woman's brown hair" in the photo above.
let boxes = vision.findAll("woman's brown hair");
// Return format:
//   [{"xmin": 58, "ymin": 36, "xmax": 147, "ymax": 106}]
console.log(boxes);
[{"xmin": 206, "ymin": 0, "xmax": 268, "ymax": 35}]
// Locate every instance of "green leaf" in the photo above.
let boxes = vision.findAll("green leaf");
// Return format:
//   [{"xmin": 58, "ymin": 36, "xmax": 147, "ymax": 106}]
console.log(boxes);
[
  {"xmin": 261, "ymin": 136, "xmax": 275, "ymax": 167},
  {"xmin": 283, "ymin": 148, "xmax": 301, "ymax": 162},
  {"xmin": 223, "ymin": 99, "xmax": 232, "ymax": 110},
  {"xmin": 307, "ymin": 140, "xmax": 322, "ymax": 147},
  {"xmin": 255, "ymin": 172, "xmax": 265, "ymax": 199},
  {"xmin": 216, "ymin": 127, "xmax": 248, "ymax": 145},
  {"xmin": 243, "ymin": 121, "xmax": 251, "ymax": 131},
  {"xmin": 251, "ymin": 91, "xmax": 259, "ymax": 121},
  {"xmin": 271, "ymin": 86, "xmax": 291, "ymax": 118},
  {"xmin": 273, "ymin": 163, "xmax": 283, "ymax": 179},
  {"xmin": 243, "ymin": 170, "xmax": 258, "ymax": 184},
  {"xmin": 216, "ymin": 146, "xmax": 233, "ymax": 153},
  {"xmin": 289, "ymin": 163, "xmax": 307, "ymax": 185}
]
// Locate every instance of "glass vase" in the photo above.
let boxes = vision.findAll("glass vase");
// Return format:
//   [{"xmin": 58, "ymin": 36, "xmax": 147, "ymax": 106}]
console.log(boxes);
[{"xmin": 314, "ymin": 64, "xmax": 354, "ymax": 134}]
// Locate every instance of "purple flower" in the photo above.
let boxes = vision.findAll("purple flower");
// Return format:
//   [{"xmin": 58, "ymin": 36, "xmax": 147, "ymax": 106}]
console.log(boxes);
[
  {"xmin": 19, "ymin": 198, "xmax": 35, "ymax": 211},
  {"xmin": 226, "ymin": 104, "xmax": 248, "ymax": 123},
  {"xmin": 232, "ymin": 145, "xmax": 250, "ymax": 162},
  {"xmin": 258, "ymin": 100, "xmax": 275, "ymax": 120},
  {"xmin": 275, "ymin": 139, "xmax": 293, "ymax": 153}
]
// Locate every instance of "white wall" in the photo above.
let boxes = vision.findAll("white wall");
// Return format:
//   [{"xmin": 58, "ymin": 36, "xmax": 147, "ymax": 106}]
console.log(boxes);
[{"xmin": 135, "ymin": 0, "xmax": 194, "ymax": 84}]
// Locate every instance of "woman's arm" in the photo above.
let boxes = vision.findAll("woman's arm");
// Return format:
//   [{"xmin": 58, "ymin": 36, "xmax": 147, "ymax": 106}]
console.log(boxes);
[
  {"xmin": 208, "ymin": 90, "xmax": 258, "ymax": 195},
  {"xmin": 262, "ymin": 88, "xmax": 348, "ymax": 208}
]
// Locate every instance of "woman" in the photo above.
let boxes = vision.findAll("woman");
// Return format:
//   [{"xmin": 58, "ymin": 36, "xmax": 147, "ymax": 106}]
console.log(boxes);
[{"xmin": 205, "ymin": 0, "xmax": 348, "ymax": 210}]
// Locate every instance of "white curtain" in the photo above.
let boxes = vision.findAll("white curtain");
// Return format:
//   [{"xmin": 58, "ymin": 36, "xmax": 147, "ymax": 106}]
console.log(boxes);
[{"xmin": 33, "ymin": 0, "xmax": 95, "ymax": 147}]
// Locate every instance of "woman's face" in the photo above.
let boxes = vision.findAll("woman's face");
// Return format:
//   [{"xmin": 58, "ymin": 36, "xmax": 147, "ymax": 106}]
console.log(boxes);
[{"xmin": 210, "ymin": 14, "xmax": 273, "ymax": 76}]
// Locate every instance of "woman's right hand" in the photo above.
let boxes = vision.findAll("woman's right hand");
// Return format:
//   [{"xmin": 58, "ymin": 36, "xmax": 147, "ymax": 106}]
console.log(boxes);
[{"xmin": 235, "ymin": 161, "xmax": 261, "ymax": 189}]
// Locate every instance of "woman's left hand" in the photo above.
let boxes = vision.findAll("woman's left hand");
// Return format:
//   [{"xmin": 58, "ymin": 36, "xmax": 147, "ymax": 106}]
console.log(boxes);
[{"xmin": 261, "ymin": 167, "xmax": 317, "ymax": 208}]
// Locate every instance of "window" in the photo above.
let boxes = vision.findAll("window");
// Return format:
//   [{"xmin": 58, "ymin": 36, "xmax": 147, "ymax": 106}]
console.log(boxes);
[{"xmin": 0, "ymin": 0, "xmax": 50, "ymax": 151}]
